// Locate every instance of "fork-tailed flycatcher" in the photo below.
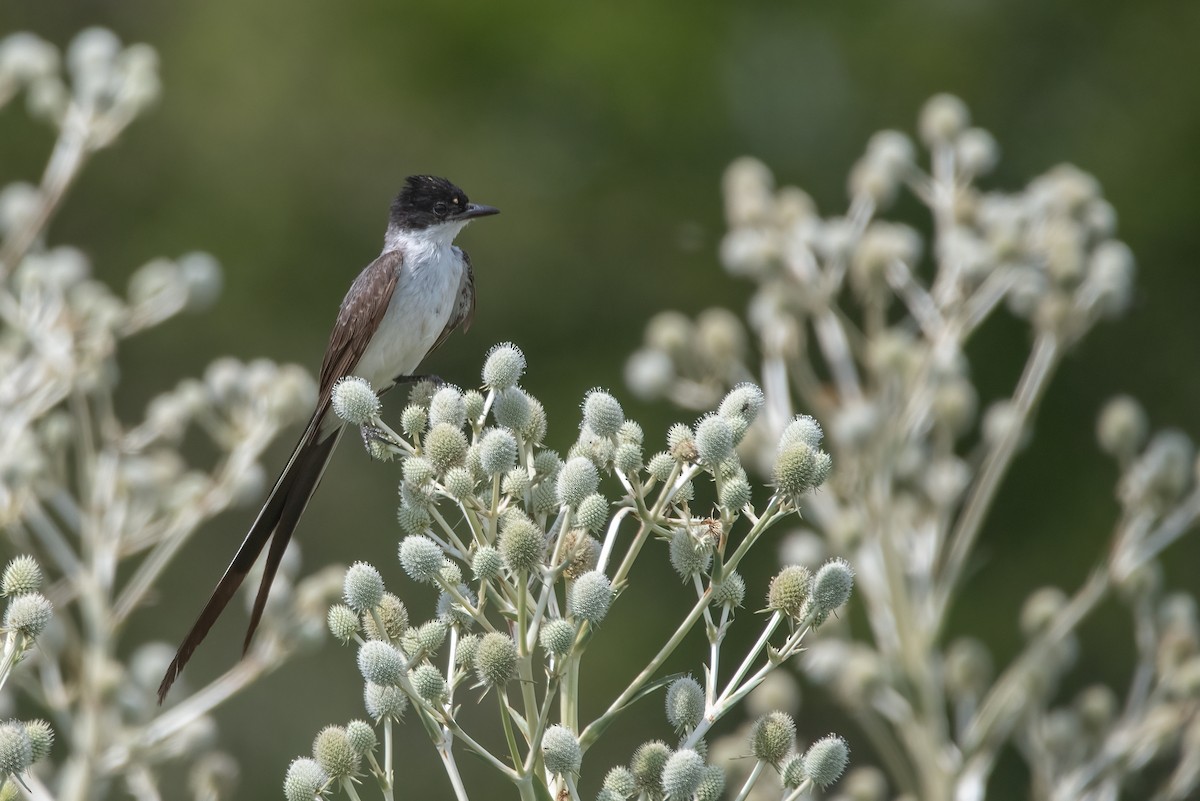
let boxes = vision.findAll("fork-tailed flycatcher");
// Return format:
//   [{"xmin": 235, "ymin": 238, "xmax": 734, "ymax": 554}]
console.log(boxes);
[{"xmin": 157, "ymin": 175, "xmax": 498, "ymax": 702}]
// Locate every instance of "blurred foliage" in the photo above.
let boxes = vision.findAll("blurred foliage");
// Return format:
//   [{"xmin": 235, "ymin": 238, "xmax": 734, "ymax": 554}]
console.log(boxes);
[{"xmin": 3, "ymin": 1, "xmax": 1198, "ymax": 797}]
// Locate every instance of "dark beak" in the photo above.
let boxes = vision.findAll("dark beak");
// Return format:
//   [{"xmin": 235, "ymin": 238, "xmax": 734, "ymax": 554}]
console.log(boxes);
[{"xmin": 460, "ymin": 203, "xmax": 500, "ymax": 220}]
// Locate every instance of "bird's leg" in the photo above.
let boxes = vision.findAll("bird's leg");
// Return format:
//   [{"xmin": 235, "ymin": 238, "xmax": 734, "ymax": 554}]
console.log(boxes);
[{"xmin": 390, "ymin": 373, "xmax": 444, "ymax": 387}]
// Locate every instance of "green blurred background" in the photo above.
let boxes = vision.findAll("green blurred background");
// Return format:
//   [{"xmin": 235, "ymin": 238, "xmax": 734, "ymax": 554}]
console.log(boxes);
[{"xmin": 4, "ymin": 0, "xmax": 1200, "ymax": 797}]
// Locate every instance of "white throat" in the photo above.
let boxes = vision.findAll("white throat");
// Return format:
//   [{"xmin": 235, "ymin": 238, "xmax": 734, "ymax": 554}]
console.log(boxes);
[{"xmin": 383, "ymin": 219, "xmax": 469, "ymax": 257}]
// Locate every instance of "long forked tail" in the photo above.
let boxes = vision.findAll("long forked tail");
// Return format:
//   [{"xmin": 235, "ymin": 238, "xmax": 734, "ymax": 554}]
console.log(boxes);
[{"xmin": 157, "ymin": 423, "xmax": 343, "ymax": 703}]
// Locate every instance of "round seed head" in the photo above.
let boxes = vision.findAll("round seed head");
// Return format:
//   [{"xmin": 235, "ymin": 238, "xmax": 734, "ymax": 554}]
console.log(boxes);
[
  {"xmin": 327, "ymin": 604, "xmax": 360, "ymax": 642},
  {"xmin": 363, "ymin": 682, "xmax": 408, "ymax": 721},
  {"xmin": 631, "ymin": 740, "xmax": 671, "ymax": 793},
  {"xmin": 312, "ymin": 725, "xmax": 358, "ymax": 779},
  {"xmin": 781, "ymin": 754, "xmax": 805, "ymax": 788},
  {"xmin": 539, "ymin": 618, "xmax": 577, "ymax": 657},
  {"xmin": 443, "ymin": 465, "xmax": 476, "ymax": 500},
  {"xmin": 345, "ymin": 720, "xmax": 376, "ymax": 755},
  {"xmin": 522, "ymin": 397, "xmax": 548, "ymax": 443},
  {"xmin": 603, "ymin": 765, "xmax": 637, "ymax": 797},
  {"xmin": 582, "ymin": 389, "xmax": 624, "ymax": 437},
  {"xmin": 357, "ymin": 640, "xmax": 404, "ymax": 685},
  {"xmin": 502, "ymin": 466, "xmax": 530, "ymax": 497},
  {"xmin": 482, "ymin": 342, "xmax": 526, "ymax": 390},
  {"xmin": 618, "ymin": 420, "xmax": 644, "ymax": 447},
  {"xmin": 719, "ymin": 475, "xmax": 753, "ymax": 511},
  {"xmin": 429, "ymin": 386, "xmax": 466, "ymax": 429},
  {"xmin": 695, "ymin": 764, "xmax": 726, "ymax": 801},
  {"xmin": 425, "ymin": 423, "xmax": 469, "ymax": 472},
  {"xmin": 542, "ymin": 724, "xmax": 581, "ymax": 777},
  {"xmin": 399, "ymin": 536, "xmax": 444, "ymax": 583},
  {"xmin": 416, "ymin": 618, "xmax": 449, "ymax": 653},
  {"xmin": 479, "ymin": 428, "xmax": 518, "ymax": 476},
  {"xmin": 557, "ymin": 457, "xmax": 600, "ymax": 508},
  {"xmin": 694, "ymin": 415, "xmax": 734, "ymax": 466},
  {"xmin": 331, "ymin": 377, "xmax": 380, "ymax": 425},
  {"xmin": 669, "ymin": 527, "xmax": 713, "ymax": 580},
  {"xmin": 667, "ymin": 423, "xmax": 698, "ymax": 462},
  {"xmin": 570, "ymin": 570, "xmax": 613, "ymax": 626},
  {"xmin": 665, "ymin": 675, "xmax": 704, "ymax": 732},
  {"xmin": 773, "ymin": 442, "xmax": 821, "ymax": 497},
  {"xmin": 647, "ymin": 452, "xmax": 675, "ymax": 481},
  {"xmin": 400, "ymin": 404, "xmax": 428, "ymax": 437},
  {"xmin": 532, "ymin": 481, "xmax": 558, "ymax": 514},
  {"xmin": 4, "ymin": 593, "xmax": 52, "ymax": 636},
  {"xmin": 749, "ymin": 711, "xmax": 796, "ymax": 766},
  {"xmin": 719, "ymin": 383, "xmax": 765, "ymax": 430},
  {"xmin": 455, "ymin": 633, "xmax": 481, "ymax": 669},
  {"xmin": 23, "ymin": 720, "xmax": 52, "ymax": 763},
  {"xmin": 712, "ymin": 572, "xmax": 746, "ymax": 610},
  {"xmin": 614, "ymin": 442, "xmax": 644, "ymax": 474},
  {"xmin": 1, "ymin": 556, "xmax": 42, "ymax": 597},
  {"xmin": 396, "ymin": 503, "xmax": 431, "ymax": 536},
  {"xmin": 362, "ymin": 593, "xmax": 409, "ymax": 640},
  {"xmin": 499, "ymin": 517, "xmax": 544, "ymax": 574},
  {"xmin": 575, "ymin": 493, "xmax": 609, "ymax": 534},
  {"xmin": 802, "ymin": 734, "xmax": 849, "ymax": 788},
  {"xmin": 0, "ymin": 721, "xmax": 32, "ymax": 776},
  {"xmin": 662, "ymin": 749, "xmax": 705, "ymax": 800},
  {"xmin": 811, "ymin": 558, "xmax": 855, "ymax": 615},
  {"xmin": 781, "ymin": 415, "xmax": 823, "ymax": 449},
  {"xmin": 472, "ymin": 631, "xmax": 518, "ymax": 688},
  {"xmin": 768, "ymin": 566, "xmax": 812, "ymax": 618},
  {"xmin": 410, "ymin": 664, "xmax": 447, "ymax": 704},
  {"xmin": 472, "ymin": 545, "xmax": 503, "ymax": 582},
  {"xmin": 493, "ymin": 387, "xmax": 532, "ymax": 431},
  {"xmin": 284, "ymin": 758, "xmax": 329, "ymax": 801},
  {"xmin": 534, "ymin": 450, "xmax": 563, "ymax": 479},
  {"xmin": 343, "ymin": 561, "xmax": 384, "ymax": 611},
  {"xmin": 560, "ymin": 530, "xmax": 601, "ymax": 581}
]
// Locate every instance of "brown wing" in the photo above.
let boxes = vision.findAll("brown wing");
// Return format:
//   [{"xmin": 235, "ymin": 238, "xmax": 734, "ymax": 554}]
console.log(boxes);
[
  {"xmin": 428, "ymin": 246, "xmax": 476, "ymax": 355},
  {"xmin": 315, "ymin": 249, "xmax": 403, "ymax": 411}
]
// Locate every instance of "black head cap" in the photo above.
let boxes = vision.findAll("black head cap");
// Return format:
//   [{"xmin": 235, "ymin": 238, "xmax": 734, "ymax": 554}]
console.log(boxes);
[{"xmin": 389, "ymin": 175, "xmax": 498, "ymax": 230}]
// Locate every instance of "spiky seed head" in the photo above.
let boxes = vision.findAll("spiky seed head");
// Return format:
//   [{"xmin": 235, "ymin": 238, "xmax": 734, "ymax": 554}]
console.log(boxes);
[
  {"xmin": 425, "ymin": 423, "xmax": 469, "ymax": 472},
  {"xmin": 781, "ymin": 415, "xmax": 823, "ymax": 449},
  {"xmin": 331, "ymin": 376, "xmax": 380, "ymax": 425},
  {"xmin": 428, "ymin": 386, "xmax": 466, "ymax": 429},
  {"xmin": 499, "ymin": 466, "xmax": 528, "ymax": 497},
  {"xmin": 720, "ymin": 475, "xmax": 753, "ymax": 511},
  {"xmin": 811, "ymin": 558, "xmax": 855, "ymax": 615},
  {"xmin": 539, "ymin": 618, "xmax": 577, "ymax": 657},
  {"xmin": 4, "ymin": 593, "xmax": 52, "ymax": 636},
  {"xmin": 400, "ymin": 536, "xmax": 445, "ymax": 583},
  {"xmin": 749, "ymin": 711, "xmax": 796, "ymax": 766},
  {"xmin": 493, "ymin": 387, "xmax": 532, "ymax": 431},
  {"xmin": 439, "ymin": 560, "xmax": 462, "ymax": 587},
  {"xmin": 695, "ymin": 415, "xmax": 734, "ymax": 467},
  {"xmin": 773, "ymin": 442, "xmax": 821, "ymax": 497},
  {"xmin": 560, "ymin": 530, "xmax": 601, "ymax": 581},
  {"xmin": 665, "ymin": 676, "xmax": 704, "ymax": 732},
  {"xmin": 499, "ymin": 517, "xmax": 544, "ymax": 574},
  {"xmin": 534, "ymin": 450, "xmax": 563, "ymax": 478},
  {"xmin": 667, "ymin": 423, "xmax": 698, "ymax": 462},
  {"xmin": 614, "ymin": 442, "xmax": 644, "ymax": 475},
  {"xmin": 406, "ymin": 378, "xmax": 439, "ymax": 407},
  {"xmin": 474, "ymin": 631, "xmax": 518, "ymax": 687},
  {"xmin": 719, "ymin": 383, "xmax": 765, "ymax": 427},
  {"xmin": 472, "ymin": 545, "xmax": 503, "ymax": 582},
  {"xmin": 618, "ymin": 420, "xmax": 644, "ymax": 447},
  {"xmin": 694, "ymin": 764, "xmax": 726, "ymax": 801},
  {"xmin": 343, "ymin": 561, "xmax": 384, "ymax": 611},
  {"xmin": 582, "ymin": 389, "xmax": 624, "ymax": 437},
  {"xmin": 362, "ymin": 593, "xmax": 408, "ymax": 640},
  {"xmin": 327, "ymin": 604, "xmax": 360, "ymax": 642},
  {"xmin": 357, "ymin": 640, "xmax": 404, "ymax": 685},
  {"xmin": 575, "ymin": 493, "xmax": 609, "ymax": 534},
  {"xmin": 416, "ymin": 618, "xmax": 449, "ymax": 653},
  {"xmin": 662, "ymin": 749, "xmax": 705, "ymax": 799},
  {"xmin": 542, "ymin": 725, "xmax": 581, "ymax": 776},
  {"xmin": 1097, "ymin": 395, "xmax": 1147, "ymax": 459},
  {"xmin": 443, "ymin": 465, "xmax": 476, "ymax": 500},
  {"xmin": 712, "ymin": 572, "xmax": 746, "ymax": 610},
  {"xmin": 669, "ymin": 527, "xmax": 713, "ymax": 580},
  {"xmin": 631, "ymin": 740, "xmax": 672, "ymax": 793},
  {"xmin": 570, "ymin": 570, "xmax": 613, "ymax": 626},
  {"xmin": 919, "ymin": 93, "xmax": 970, "ymax": 145},
  {"xmin": 400, "ymin": 404, "xmax": 428, "ymax": 438},
  {"xmin": 455, "ymin": 633, "xmax": 482, "ymax": 669},
  {"xmin": 532, "ymin": 481, "xmax": 558, "ymax": 514},
  {"xmin": 647, "ymin": 452, "xmax": 675, "ymax": 481},
  {"xmin": 1, "ymin": 556, "xmax": 41, "ymax": 597},
  {"xmin": 557, "ymin": 457, "xmax": 600, "ymax": 508},
  {"xmin": 572, "ymin": 427, "xmax": 615, "ymax": 471},
  {"xmin": 22, "ymin": 720, "xmax": 52, "ymax": 763},
  {"xmin": 781, "ymin": 754, "xmax": 805, "ymax": 788},
  {"xmin": 363, "ymin": 682, "xmax": 408, "ymax": 721},
  {"xmin": 284, "ymin": 758, "xmax": 329, "ymax": 801},
  {"xmin": 463, "ymin": 389, "xmax": 486, "ymax": 423},
  {"xmin": 768, "ymin": 566, "xmax": 812, "ymax": 618},
  {"xmin": 479, "ymin": 428, "xmax": 518, "ymax": 476},
  {"xmin": 0, "ymin": 721, "xmax": 31, "ymax": 776},
  {"xmin": 345, "ymin": 720, "xmax": 376, "ymax": 755},
  {"xmin": 596, "ymin": 788, "xmax": 621, "ymax": 801},
  {"xmin": 396, "ymin": 503, "xmax": 431, "ymax": 536},
  {"xmin": 802, "ymin": 734, "xmax": 849, "ymax": 788},
  {"xmin": 482, "ymin": 342, "xmax": 526, "ymax": 390},
  {"xmin": 410, "ymin": 664, "xmax": 447, "ymax": 704},
  {"xmin": 523, "ymin": 397, "xmax": 548, "ymax": 443},
  {"xmin": 603, "ymin": 765, "xmax": 637, "ymax": 797},
  {"xmin": 312, "ymin": 725, "xmax": 359, "ymax": 779}
]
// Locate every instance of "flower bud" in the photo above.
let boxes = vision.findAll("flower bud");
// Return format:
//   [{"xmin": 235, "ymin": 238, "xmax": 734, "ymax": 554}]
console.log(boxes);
[
  {"xmin": 603, "ymin": 765, "xmax": 637, "ymax": 797},
  {"xmin": 582, "ymin": 389, "xmax": 625, "ymax": 437},
  {"xmin": 399, "ymin": 536, "xmax": 444, "ymax": 584},
  {"xmin": 662, "ymin": 749, "xmax": 705, "ymax": 799},
  {"xmin": 463, "ymin": 389, "xmax": 486, "ymax": 424},
  {"xmin": 23, "ymin": 720, "xmax": 53, "ymax": 763},
  {"xmin": 425, "ymin": 423, "xmax": 468, "ymax": 472},
  {"xmin": 331, "ymin": 377, "xmax": 379, "ymax": 425},
  {"xmin": 694, "ymin": 415, "xmax": 734, "ymax": 467},
  {"xmin": 482, "ymin": 342, "xmax": 526, "ymax": 390},
  {"xmin": 539, "ymin": 618, "xmax": 577, "ymax": 657},
  {"xmin": 711, "ymin": 572, "xmax": 746, "ymax": 610},
  {"xmin": 493, "ymin": 387, "xmax": 532, "ymax": 431},
  {"xmin": 1, "ymin": 556, "xmax": 42, "ymax": 597},
  {"xmin": 312, "ymin": 725, "xmax": 358, "ymax": 779},
  {"xmin": 575, "ymin": 493, "xmax": 609, "ymax": 534},
  {"xmin": 695, "ymin": 764, "xmax": 726, "ymax": 801},
  {"xmin": 410, "ymin": 664, "xmax": 447, "ymax": 705},
  {"xmin": 343, "ymin": 561, "xmax": 384, "ymax": 611},
  {"xmin": 782, "ymin": 415, "xmax": 823, "ymax": 449},
  {"xmin": 5, "ymin": 592, "xmax": 52, "ymax": 636},
  {"xmin": 614, "ymin": 442, "xmax": 643, "ymax": 474},
  {"xmin": 719, "ymin": 475, "xmax": 753, "ymax": 511},
  {"xmin": 474, "ymin": 632, "xmax": 518, "ymax": 687},
  {"xmin": 810, "ymin": 558, "xmax": 854, "ymax": 616},
  {"xmin": 400, "ymin": 404, "xmax": 428, "ymax": 437},
  {"xmin": 749, "ymin": 711, "xmax": 795, "ymax": 766},
  {"xmin": 647, "ymin": 452, "xmax": 675, "ymax": 481},
  {"xmin": 362, "ymin": 593, "xmax": 409, "ymax": 640},
  {"xmin": 668, "ymin": 423, "xmax": 698, "ymax": 462},
  {"xmin": 542, "ymin": 725, "xmax": 581, "ymax": 776},
  {"xmin": 781, "ymin": 754, "xmax": 805, "ymax": 788},
  {"xmin": 327, "ymin": 604, "xmax": 360, "ymax": 643},
  {"xmin": 345, "ymin": 720, "xmax": 376, "ymax": 755},
  {"xmin": 455, "ymin": 633, "xmax": 481, "ymax": 669},
  {"xmin": 283, "ymin": 758, "xmax": 328, "ymax": 801},
  {"xmin": 429, "ymin": 386, "xmax": 466, "ymax": 429},
  {"xmin": 472, "ymin": 545, "xmax": 503, "ymax": 582},
  {"xmin": 557, "ymin": 457, "xmax": 600, "ymax": 508},
  {"xmin": 665, "ymin": 676, "xmax": 704, "ymax": 732},
  {"xmin": 0, "ymin": 721, "xmax": 32, "ymax": 776},
  {"xmin": 499, "ymin": 517, "xmax": 544, "ymax": 574},
  {"xmin": 357, "ymin": 640, "xmax": 404, "ymax": 685},
  {"xmin": 631, "ymin": 740, "xmax": 671, "ymax": 793},
  {"xmin": 802, "ymin": 734, "xmax": 849, "ymax": 788},
  {"xmin": 767, "ymin": 566, "xmax": 811, "ymax": 618},
  {"xmin": 416, "ymin": 618, "xmax": 449, "ymax": 653},
  {"xmin": 443, "ymin": 465, "xmax": 476, "ymax": 500},
  {"xmin": 570, "ymin": 570, "xmax": 613, "ymax": 626},
  {"xmin": 363, "ymin": 682, "xmax": 408, "ymax": 721},
  {"xmin": 669, "ymin": 527, "xmax": 713, "ymax": 580},
  {"xmin": 479, "ymin": 428, "xmax": 518, "ymax": 476}
]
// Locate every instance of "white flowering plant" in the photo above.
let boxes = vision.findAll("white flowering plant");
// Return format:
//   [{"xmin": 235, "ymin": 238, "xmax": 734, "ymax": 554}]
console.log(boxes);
[{"xmin": 625, "ymin": 95, "xmax": 1200, "ymax": 801}]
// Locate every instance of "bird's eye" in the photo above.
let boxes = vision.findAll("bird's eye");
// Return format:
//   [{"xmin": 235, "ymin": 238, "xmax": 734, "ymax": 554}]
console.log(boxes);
[{"xmin": 433, "ymin": 201, "xmax": 448, "ymax": 216}]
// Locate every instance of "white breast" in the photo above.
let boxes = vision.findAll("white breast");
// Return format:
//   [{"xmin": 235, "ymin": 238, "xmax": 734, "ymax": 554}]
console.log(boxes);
[{"xmin": 353, "ymin": 225, "xmax": 467, "ymax": 389}]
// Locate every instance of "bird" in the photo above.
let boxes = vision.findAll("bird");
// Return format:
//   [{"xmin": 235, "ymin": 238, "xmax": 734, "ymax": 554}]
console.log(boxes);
[{"xmin": 157, "ymin": 175, "xmax": 499, "ymax": 702}]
